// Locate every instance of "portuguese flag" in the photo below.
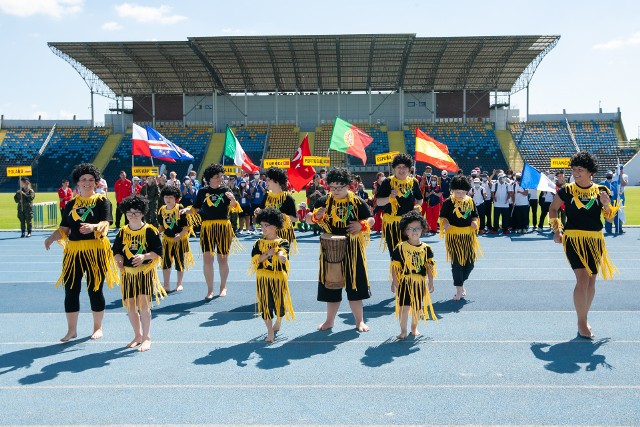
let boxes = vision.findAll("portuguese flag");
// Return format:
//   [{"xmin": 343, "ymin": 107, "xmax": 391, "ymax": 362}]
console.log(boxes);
[
  {"xmin": 329, "ymin": 117, "xmax": 373, "ymax": 165},
  {"xmin": 415, "ymin": 127, "xmax": 458, "ymax": 172},
  {"xmin": 224, "ymin": 126, "xmax": 260, "ymax": 173}
]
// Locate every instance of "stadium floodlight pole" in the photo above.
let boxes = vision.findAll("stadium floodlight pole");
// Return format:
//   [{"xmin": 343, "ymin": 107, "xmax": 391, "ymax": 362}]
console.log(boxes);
[{"xmin": 90, "ymin": 89, "xmax": 94, "ymax": 127}]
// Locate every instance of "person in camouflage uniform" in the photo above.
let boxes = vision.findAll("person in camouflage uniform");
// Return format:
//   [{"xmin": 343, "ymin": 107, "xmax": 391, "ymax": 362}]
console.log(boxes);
[
  {"xmin": 14, "ymin": 177, "xmax": 35, "ymax": 237},
  {"xmin": 140, "ymin": 176, "xmax": 160, "ymax": 227}
]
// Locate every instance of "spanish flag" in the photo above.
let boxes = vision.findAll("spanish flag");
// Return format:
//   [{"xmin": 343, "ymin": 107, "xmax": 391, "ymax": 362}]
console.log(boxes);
[{"xmin": 414, "ymin": 128, "xmax": 458, "ymax": 172}]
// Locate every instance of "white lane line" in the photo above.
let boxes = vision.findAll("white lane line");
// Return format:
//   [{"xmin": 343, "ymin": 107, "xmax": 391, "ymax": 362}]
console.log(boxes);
[
  {"xmin": 1, "ymin": 340, "xmax": 639, "ymax": 345},
  {"xmin": 2, "ymin": 384, "xmax": 640, "ymax": 391}
]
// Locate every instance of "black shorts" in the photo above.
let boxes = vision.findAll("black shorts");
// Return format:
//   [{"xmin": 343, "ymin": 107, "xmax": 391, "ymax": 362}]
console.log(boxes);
[{"xmin": 565, "ymin": 239, "xmax": 598, "ymax": 274}]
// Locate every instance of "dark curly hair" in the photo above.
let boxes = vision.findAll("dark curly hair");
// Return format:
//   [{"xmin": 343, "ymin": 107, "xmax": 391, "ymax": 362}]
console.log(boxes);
[
  {"xmin": 450, "ymin": 175, "xmax": 472, "ymax": 192},
  {"xmin": 326, "ymin": 167, "xmax": 352, "ymax": 186},
  {"xmin": 119, "ymin": 194, "xmax": 149, "ymax": 215},
  {"xmin": 202, "ymin": 163, "xmax": 225, "ymax": 182},
  {"xmin": 569, "ymin": 151, "xmax": 598, "ymax": 174},
  {"xmin": 399, "ymin": 210, "xmax": 427, "ymax": 235},
  {"xmin": 160, "ymin": 185, "xmax": 181, "ymax": 200},
  {"xmin": 266, "ymin": 166, "xmax": 288, "ymax": 189},
  {"xmin": 71, "ymin": 163, "xmax": 101, "ymax": 184},
  {"xmin": 391, "ymin": 153, "xmax": 413, "ymax": 169},
  {"xmin": 255, "ymin": 207, "xmax": 285, "ymax": 229}
]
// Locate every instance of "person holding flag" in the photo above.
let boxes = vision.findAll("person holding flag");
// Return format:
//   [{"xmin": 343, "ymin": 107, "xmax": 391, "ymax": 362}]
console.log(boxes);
[
  {"xmin": 375, "ymin": 153, "xmax": 423, "ymax": 255},
  {"xmin": 180, "ymin": 163, "xmax": 244, "ymax": 299}
]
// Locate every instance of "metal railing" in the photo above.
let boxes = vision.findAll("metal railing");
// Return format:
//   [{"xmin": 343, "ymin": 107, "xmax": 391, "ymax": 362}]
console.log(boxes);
[{"xmin": 32, "ymin": 202, "xmax": 58, "ymax": 229}]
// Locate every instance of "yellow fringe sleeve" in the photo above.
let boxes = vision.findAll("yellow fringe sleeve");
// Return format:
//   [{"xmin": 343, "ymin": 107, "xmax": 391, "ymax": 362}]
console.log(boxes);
[
  {"xmin": 380, "ymin": 214, "xmax": 401, "ymax": 251},
  {"xmin": 438, "ymin": 217, "xmax": 447, "ymax": 239},
  {"xmin": 427, "ymin": 259, "xmax": 437, "ymax": 279},
  {"xmin": 602, "ymin": 201, "xmax": 621, "ymax": 221},
  {"xmin": 187, "ymin": 213, "xmax": 201, "ymax": 228},
  {"xmin": 390, "ymin": 260, "xmax": 403, "ymax": 282},
  {"xmin": 228, "ymin": 203, "xmax": 243, "ymax": 214},
  {"xmin": 247, "ymin": 254, "xmax": 262, "ymax": 275},
  {"xmin": 93, "ymin": 221, "xmax": 110, "ymax": 239},
  {"xmin": 550, "ymin": 218, "xmax": 563, "ymax": 233},
  {"xmin": 56, "ymin": 227, "xmax": 69, "ymax": 248}
]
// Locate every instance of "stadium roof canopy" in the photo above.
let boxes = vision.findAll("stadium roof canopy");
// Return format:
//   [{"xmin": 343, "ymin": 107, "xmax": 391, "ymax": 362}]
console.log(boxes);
[{"xmin": 49, "ymin": 33, "xmax": 559, "ymax": 97}]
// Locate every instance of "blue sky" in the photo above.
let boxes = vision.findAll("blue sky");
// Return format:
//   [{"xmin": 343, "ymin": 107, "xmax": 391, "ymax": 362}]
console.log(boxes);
[{"xmin": 0, "ymin": 0, "xmax": 638, "ymax": 140}]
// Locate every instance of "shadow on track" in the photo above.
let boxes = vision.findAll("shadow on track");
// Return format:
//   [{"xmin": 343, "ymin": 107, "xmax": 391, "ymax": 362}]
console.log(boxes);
[
  {"xmin": 361, "ymin": 336, "xmax": 430, "ymax": 367},
  {"xmin": 199, "ymin": 303, "xmax": 257, "ymax": 328},
  {"xmin": 530, "ymin": 337, "xmax": 613, "ymax": 373},
  {"xmin": 0, "ymin": 338, "xmax": 90, "ymax": 376}
]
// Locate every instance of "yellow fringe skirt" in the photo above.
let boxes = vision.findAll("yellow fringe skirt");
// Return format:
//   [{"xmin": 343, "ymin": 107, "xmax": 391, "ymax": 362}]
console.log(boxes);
[
  {"xmin": 120, "ymin": 262, "xmax": 166, "ymax": 311},
  {"xmin": 563, "ymin": 230, "xmax": 619, "ymax": 279},
  {"xmin": 381, "ymin": 214, "xmax": 401, "ymax": 252},
  {"xmin": 200, "ymin": 219, "xmax": 245, "ymax": 256},
  {"xmin": 394, "ymin": 273, "xmax": 437, "ymax": 322},
  {"xmin": 56, "ymin": 238, "xmax": 119, "ymax": 291},
  {"xmin": 279, "ymin": 217, "xmax": 298, "ymax": 255},
  {"xmin": 162, "ymin": 234, "xmax": 195, "ymax": 271},
  {"xmin": 442, "ymin": 225, "xmax": 483, "ymax": 266},
  {"xmin": 255, "ymin": 269, "xmax": 294, "ymax": 321}
]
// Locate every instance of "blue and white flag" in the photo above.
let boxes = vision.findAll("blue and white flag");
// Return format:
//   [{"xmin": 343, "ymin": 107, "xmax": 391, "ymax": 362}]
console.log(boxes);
[
  {"xmin": 521, "ymin": 163, "xmax": 556, "ymax": 193},
  {"xmin": 132, "ymin": 123, "xmax": 194, "ymax": 162}
]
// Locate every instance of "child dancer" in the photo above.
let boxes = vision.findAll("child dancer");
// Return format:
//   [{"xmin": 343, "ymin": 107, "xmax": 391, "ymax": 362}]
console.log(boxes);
[
  {"xmin": 248, "ymin": 207, "xmax": 293, "ymax": 343},
  {"xmin": 157, "ymin": 185, "xmax": 194, "ymax": 293},
  {"xmin": 439, "ymin": 175, "xmax": 483, "ymax": 301},
  {"xmin": 112, "ymin": 195, "xmax": 165, "ymax": 352},
  {"xmin": 390, "ymin": 211, "xmax": 437, "ymax": 339}
]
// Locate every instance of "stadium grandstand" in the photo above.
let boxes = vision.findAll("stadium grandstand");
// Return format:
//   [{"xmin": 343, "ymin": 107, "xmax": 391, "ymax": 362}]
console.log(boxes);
[{"xmin": 0, "ymin": 33, "xmax": 637, "ymax": 191}]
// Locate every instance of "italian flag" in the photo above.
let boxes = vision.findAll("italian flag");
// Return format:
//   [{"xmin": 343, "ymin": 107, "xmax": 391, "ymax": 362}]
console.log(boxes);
[
  {"xmin": 415, "ymin": 128, "xmax": 458, "ymax": 172},
  {"xmin": 329, "ymin": 117, "xmax": 373, "ymax": 165},
  {"xmin": 224, "ymin": 126, "xmax": 260, "ymax": 173}
]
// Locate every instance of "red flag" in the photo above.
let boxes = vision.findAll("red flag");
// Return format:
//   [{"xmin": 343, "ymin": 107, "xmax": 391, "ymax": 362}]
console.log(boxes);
[
  {"xmin": 415, "ymin": 128, "xmax": 458, "ymax": 172},
  {"xmin": 287, "ymin": 134, "xmax": 316, "ymax": 192},
  {"xmin": 330, "ymin": 117, "xmax": 374, "ymax": 165}
]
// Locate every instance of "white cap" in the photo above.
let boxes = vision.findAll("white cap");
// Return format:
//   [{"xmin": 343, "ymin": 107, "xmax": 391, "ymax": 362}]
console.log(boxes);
[
  {"xmin": 473, "ymin": 177, "xmax": 481, "ymax": 183},
  {"xmin": 441, "ymin": 170, "xmax": 448, "ymax": 176}
]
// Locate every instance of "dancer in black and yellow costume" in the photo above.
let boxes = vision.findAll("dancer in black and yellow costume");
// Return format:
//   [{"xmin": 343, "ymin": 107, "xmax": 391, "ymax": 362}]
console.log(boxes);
[
  {"xmin": 44, "ymin": 163, "xmax": 119, "ymax": 343},
  {"xmin": 374, "ymin": 154, "xmax": 423, "ymax": 255},
  {"xmin": 112, "ymin": 195, "xmax": 165, "ymax": 352},
  {"xmin": 549, "ymin": 151, "xmax": 620, "ymax": 340},
  {"xmin": 158, "ymin": 185, "xmax": 194, "ymax": 293},
  {"xmin": 305, "ymin": 168, "xmax": 374, "ymax": 332},
  {"xmin": 438, "ymin": 175, "xmax": 482, "ymax": 301},
  {"xmin": 248, "ymin": 207, "xmax": 293, "ymax": 343},
  {"xmin": 390, "ymin": 211, "xmax": 437, "ymax": 339},
  {"xmin": 254, "ymin": 166, "xmax": 298, "ymax": 254},
  {"xmin": 181, "ymin": 163, "xmax": 243, "ymax": 299}
]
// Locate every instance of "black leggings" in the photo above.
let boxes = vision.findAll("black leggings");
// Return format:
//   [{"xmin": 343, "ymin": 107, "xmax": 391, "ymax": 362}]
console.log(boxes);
[
  {"xmin": 63, "ymin": 256, "xmax": 106, "ymax": 313},
  {"xmin": 451, "ymin": 260, "xmax": 474, "ymax": 287}
]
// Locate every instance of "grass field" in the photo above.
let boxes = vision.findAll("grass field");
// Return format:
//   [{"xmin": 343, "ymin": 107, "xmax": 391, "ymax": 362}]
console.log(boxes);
[{"xmin": 1, "ymin": 187, "xmax": 637, "ymax": 230}]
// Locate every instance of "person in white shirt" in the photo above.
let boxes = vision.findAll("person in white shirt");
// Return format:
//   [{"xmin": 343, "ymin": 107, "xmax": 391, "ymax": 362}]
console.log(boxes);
[
  {"xmin": 469, "ymin": 177, "xmax": 487, "ymax": 233},
  {"xmin": 481, "ymin": 171, "xmax": 493, "ymax": 232},
  {"xmin": 167, "ymin": 171, "xmax": 181, "ymax": 189},
  {"xmin": 491, "ymin": 173, "xmax": 513, "ymax": 234},
  {"xmin": 95, "ymin": 177, "xmax": 108, "ymax": 196},
  {"xmin": 527, "ymin": 180, "xmax": 539, "ymax": 231},
  {"xmin": 512, "ymin": 173, "xmax": 529, "ymax": 234}
]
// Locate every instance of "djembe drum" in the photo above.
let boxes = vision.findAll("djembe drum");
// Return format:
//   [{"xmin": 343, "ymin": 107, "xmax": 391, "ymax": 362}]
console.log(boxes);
[{"xmin": 319, "ymin": 233, "xmax": 348, "ymax": 289}]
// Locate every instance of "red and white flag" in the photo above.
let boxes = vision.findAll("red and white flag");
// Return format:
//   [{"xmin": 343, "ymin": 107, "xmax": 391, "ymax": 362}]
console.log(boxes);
[
  {"xmin": 287, "ymin": 134, "xmax": 316, "ymax": 192},
  {"xmin": 224, "ymin": 126, "xmax": 260, "ymax": 173}
]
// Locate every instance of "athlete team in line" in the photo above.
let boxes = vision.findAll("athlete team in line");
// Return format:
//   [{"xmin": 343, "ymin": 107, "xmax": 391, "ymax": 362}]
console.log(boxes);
[{"xmin": 43, "ymin": 151, "xmax": 619, "ymax": 350}]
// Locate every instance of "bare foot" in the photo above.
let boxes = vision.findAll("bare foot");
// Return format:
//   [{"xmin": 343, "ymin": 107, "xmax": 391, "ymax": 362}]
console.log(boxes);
[
  {"xmin": 60, "ymin": 331, "xmax": 77, "ymax": 342},
  {"xmin": 163, "ymin": 287, "xmax": 170, "ymax": 293},
  {"xmin": 138, "ymin": 339, "xmax": 151, "ymax": 352},
  {"xmin": 175, "ymin": 285, "xmax": 183, "ymax": 293},
  {"xmin": 396, "ymin": 330, "xmax": 408, "ymax": 340},
  {"xmin": 265, "ymin": 332, "xmax": 275, "ymax": 343},
  {"xmin": 127, "ymin": 338, "xmax": 142, "ymax": 348},
  {"xmin": 452, "ymin": 294, "xmax": 461, "ymax": 301},
  {"xmin": 205, "ymin": 292, "xmax": 215, "ymax": 300},
  {"xmin": 219, "ymin": 288, "xmax": 227, "ymax": 297},
  {"xmin": 357, "ymin": 321, "xmax": 370, "ymax": 332},
  {"xmin": 317, "ymin": 321, "xmax": 334, "ymax": 331},
  {"xmin": 91, "ymin": 329, "xmax": 103, "ymax": 340},
  {"xmin": 411, "ymin": 328, "xmax": 422, "ymax": 337},
  {"xmin": 273, "ymin": 319, "xmax": 281, "ymax": 332}
]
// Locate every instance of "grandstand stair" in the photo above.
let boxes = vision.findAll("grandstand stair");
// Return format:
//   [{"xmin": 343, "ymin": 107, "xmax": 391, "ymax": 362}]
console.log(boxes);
[
  {"xmin": 614, "ymin": 121, "xmax": 628, "ymax": 142},
  {"xmin": 199, "ymin": 132, "xmax": 226, "ymax": 176},
  {"xmin": 94, "ymin": 132, "xmax": 121, "ymax": 172},
  {"xmin": 388, "ymin": 131, "xmax": 406, "ymax": 153},
  {"xmin": 495, "ymin": 129, "xmax": 524, "ymax": 171},
  {"xmin": 0, "ymin": 129, "xmax": 6, "ymax": 147}
]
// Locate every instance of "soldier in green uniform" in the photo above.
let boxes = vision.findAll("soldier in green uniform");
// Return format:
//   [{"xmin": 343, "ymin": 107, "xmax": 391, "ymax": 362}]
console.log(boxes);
[{"xmin": 14, "ymin": 177, "xmax": 35, "ymax": 238}]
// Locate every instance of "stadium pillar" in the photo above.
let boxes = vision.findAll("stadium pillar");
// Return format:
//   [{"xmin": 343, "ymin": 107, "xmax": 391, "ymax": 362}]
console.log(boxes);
[
  {"xmin": 463, "ymin": 89, "xmax": 467, "ymax": 125},
  {"xmin": 338, "ymin": 89, "xmax": 341, "ymax": 118},
  {"xmin": 317, "ymin": 89, "xmax": 320, "ymax": 127},
  {"xmin": 431, "ymin": 90, "xmax": 436, "ymax": 123},
  {"xmin": 368, "ymin": 88, "xmax": 372, "ymax": 125},
  {"xmin": 120, "ymin": 96, "xmax": 124, "ymax": 134},
  {"xmin": 526, "ymin": 84, "xmax": 530, "ymax": 121},
  {"xmin": 244, "ymin": 89, "xmax": 248, "ymax": 127},
  {"xmin": 90, "ymin": 90, "xmax": 94, "ymax": 127},
  {"xmin": 275, "ymin": 88, "xmax": 279, "ymax": 125},
  {"xmin": 295, "ymin": 90, "xmax": 299, "ymax": 127},
  {"xmin": 152, "ymin": 93, "xmax": 156, "ymax": 127},
  {"xmin": 182, "ymin": 93, "xmax": 186, "ymax": 127},
  {"xmin": 213, "ymin": 89, "xmax": 217, "ymax": 132},
  {"xmin": 399, "ymin": 87, "xmax": 403, "ymax": 130}
]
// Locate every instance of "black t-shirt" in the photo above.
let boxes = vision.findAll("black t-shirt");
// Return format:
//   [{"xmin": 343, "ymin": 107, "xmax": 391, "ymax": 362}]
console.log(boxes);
[
  {"xmin": 112, "ymin": 224, "xmax": 163, "ymax": 268},
  {"xmin": 314, "ymin": 193, "xmax": 372, "ymax": 236},
  {"xmin": 193, "ymin": 186, "xmax": 232, "ymax": 221},
  {"xmin": 157, "ymin": 204, "xmax": 188, "ymax": 238},
  {"xmin": 557, "ymin": 183, "xmax": 610, "ymax": 232},
  {"xmin": 391, "ymin": 242, "xmax": 434, "ymax": 277},
  {"xmin": 439, "ymin": 197, "xmax": 479, "ymax": 227},
  {"xmin": 251, "ymin": 238, "xmax": 290, "ymax": 272},
  {"xmin": 376, "ymin": 177, "xmax": 422, "ymax": 216},
  {"xmin": 60, "ymin": 194, "xmax": 113, "ymax": 241},
  {"xmin": 260, "ymin": 192, "xmax": 297, "ymax": 218}
]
